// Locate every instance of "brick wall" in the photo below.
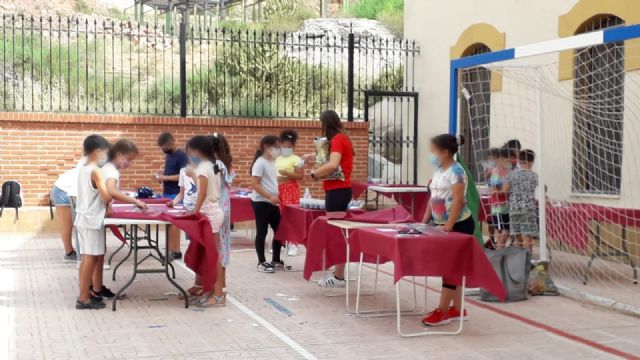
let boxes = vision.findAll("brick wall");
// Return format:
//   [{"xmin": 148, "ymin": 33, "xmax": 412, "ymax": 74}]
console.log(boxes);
[{"xmin": 0, "ymin": 113, "xmax": 370, "ymax": 206}]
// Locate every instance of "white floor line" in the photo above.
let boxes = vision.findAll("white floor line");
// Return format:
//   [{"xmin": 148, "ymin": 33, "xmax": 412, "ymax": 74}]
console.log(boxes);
[{"xmin": 174, "ymin": 261, "xmax": 317, "ymax": 360}]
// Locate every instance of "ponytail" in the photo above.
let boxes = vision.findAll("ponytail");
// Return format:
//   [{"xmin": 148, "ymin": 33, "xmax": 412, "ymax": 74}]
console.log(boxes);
[{"xmin": 250, "ymin": 135, "xmax": 279, "ymax": 174}]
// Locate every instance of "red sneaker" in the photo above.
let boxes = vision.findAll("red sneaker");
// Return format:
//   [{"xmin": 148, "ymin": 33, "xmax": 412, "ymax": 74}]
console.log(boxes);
[
  {"xmin": 447, "ymin": 306, "xmax": 468, "ymax": 321},
  {"xmin": 421, "ymin": 309, "xmax": 450, "ymax": 326}
]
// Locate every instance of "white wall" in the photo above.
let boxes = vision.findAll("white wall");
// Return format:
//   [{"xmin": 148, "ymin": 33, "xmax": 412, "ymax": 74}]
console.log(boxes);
[{"xmin": 404, "ymin": 0, "xmax": 640, "ymax": 207}]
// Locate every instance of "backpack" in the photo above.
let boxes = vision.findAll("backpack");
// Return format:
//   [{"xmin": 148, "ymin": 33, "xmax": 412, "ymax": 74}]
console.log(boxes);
[
  {"xmin": 481, "ymin": 247, "xmax": 531, "ymax": 302},
  {"xmin": 0, "ymin": 180, "xmax": 22, "ymax": 221}
]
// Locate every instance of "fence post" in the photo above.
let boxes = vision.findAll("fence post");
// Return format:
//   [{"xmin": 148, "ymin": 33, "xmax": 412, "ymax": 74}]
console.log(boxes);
[
  {"xmin": 347, "ymin": 32, "xmax": 355, "ymax": 121},
  {"xmin": 179, "ymin": 20, "xmax": 187, "ymax": 118}
]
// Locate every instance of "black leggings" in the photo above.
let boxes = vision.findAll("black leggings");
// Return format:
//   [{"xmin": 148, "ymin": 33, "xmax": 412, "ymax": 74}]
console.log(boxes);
[
  {"xmin": 325, "ymin": 187, "xmax": 352, "ymax": 211},
  {"xmin": 251, "ymin": 201, "xmax": 283, "ymax": 263},
  {"xmin": 443, "ymin": 216, "xmax": 476, "ymax": 290}
]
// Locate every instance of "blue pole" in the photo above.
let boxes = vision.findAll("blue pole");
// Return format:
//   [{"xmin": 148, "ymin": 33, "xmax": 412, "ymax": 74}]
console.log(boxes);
[{"xmin": 448, "ymin": 66, "xmax": 459, "ymax": 135}]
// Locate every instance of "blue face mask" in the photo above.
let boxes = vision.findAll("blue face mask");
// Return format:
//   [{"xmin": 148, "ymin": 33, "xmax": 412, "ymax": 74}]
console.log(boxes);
[
  {"xmin": 189, "ymin": 156, "xmax": 202, "ymax": 166},
  {"xmin": 429, "ymin": 153, "xmax": 441, "ymax": 167}
]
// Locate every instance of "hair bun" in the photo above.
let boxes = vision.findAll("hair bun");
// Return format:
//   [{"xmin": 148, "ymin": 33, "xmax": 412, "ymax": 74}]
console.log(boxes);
[{"xmin": 456, "ymin": 135, "xmax": 465, "ymax": 146}]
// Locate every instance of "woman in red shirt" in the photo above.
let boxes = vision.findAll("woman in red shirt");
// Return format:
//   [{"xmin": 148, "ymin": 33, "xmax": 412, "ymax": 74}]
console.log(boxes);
[{"xmin": 310, "ymin": 110, "xmax": 353, "ymax": 287}]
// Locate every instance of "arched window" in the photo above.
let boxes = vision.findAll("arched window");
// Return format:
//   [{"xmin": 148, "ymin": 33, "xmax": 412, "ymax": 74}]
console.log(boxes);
[
  {"xmin": 460, "ymin": 44, "xmax": 492, "ymax": 182},
  {"xmin": 572, "ymin": 15, "xmax": 625, "ymax": 194}
]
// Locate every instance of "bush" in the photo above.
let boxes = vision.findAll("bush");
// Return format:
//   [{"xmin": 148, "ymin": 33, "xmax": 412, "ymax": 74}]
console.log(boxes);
[{"xmin": 343, "ymin": 0, "xmax": 404, "ymax": 36}]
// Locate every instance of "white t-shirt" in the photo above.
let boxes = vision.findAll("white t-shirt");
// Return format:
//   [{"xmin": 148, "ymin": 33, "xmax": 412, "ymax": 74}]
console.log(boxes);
[
  {"xmin": 195, "ymin": 160, "xmax": 221, "ymax": 206},
  {"xmin": 101, "ymin": 162, "xmax": 120, "ymax": 185},
  {"xmin": 74, "ymin": 164, "xmax": 107, "ymax": 230},
  {"xmin": 178, "ymin": 167, "xmax": 198, "ymax": 210},
  {"xmin": 54, "ymin": 157, "xmax": 88, "ymax": 196},
  {"xmin": 251, "ymin": 156, "xmax": 278, "ymax": 202},
  {"xmin": 429, "ymin": 162, "xmax": 472, "ymax": 224}
]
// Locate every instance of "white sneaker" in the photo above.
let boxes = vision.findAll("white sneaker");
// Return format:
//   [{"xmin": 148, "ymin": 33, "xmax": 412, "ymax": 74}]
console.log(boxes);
[
  {"xmin": 103, "ymin": 264, "xmax": 111, "ymax": 271},
  {"xmin": 287, "ymin": 245, "xmax": 299, "ymax": 257},
  {"xmin": 317, "ymin": 275, "xmax": 346, "ymax": 288}
]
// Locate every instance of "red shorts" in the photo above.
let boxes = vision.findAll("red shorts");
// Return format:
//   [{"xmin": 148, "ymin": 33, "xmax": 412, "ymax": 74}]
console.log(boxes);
[{"xmin": 278, "ymin": 181, "xmax": 300, "ymax": 212}]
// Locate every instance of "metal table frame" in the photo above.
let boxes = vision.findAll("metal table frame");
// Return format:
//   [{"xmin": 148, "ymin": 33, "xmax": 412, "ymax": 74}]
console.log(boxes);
[{"xmin": 103, "ymin": 218, "xmax": 188, "ymax": 311}]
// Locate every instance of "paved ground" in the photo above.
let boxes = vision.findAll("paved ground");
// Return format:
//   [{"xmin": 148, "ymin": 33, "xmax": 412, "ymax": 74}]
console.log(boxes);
[{"xmin": 1, "ymin": 230, "xmax": 640, "ymax": 360}]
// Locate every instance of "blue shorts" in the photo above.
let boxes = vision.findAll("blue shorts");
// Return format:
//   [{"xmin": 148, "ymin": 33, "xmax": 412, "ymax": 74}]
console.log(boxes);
[
  {"xmin": 163, "ymin": 193, "xmax": 177, "ymax": 200},
  {"xmin": 50, "ymin": 186, "xmax": 70, "ymax": 206}
]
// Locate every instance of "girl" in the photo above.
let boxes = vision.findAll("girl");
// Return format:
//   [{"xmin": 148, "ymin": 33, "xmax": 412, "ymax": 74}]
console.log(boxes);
[
  {"xmin": 188, "ymin": 135, "xmax": 226, "ymax": 307},
  {"xmin": 421, "ymin": 134, "xmax": 474, "ymax": 326},
  {"xmin": 310, "ymin": 110, "xmax": 354, "ymax": 288},
  {"xmin": 250, "ymin": 135, "xmax": 284, "ymax": 273},
  {"xmin": 275, "ymin": 129, "xmax": 304, "ymax": 257},
  {"xmin": 211, "ymin": 133, "xmax": 234, "ymax": 281},
  {"xmin": 51, "ymin": 156, "xmax": 86, "ymax": 262},
  {"xmin": 99, "ymin": 139, "xmax": 147, "ymax": 300}
]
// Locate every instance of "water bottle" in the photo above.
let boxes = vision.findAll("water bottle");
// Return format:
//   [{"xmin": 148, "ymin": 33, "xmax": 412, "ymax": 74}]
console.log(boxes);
[{"xmin": 303, "ymin": 188, "xmax": 311, "ymax": 199}]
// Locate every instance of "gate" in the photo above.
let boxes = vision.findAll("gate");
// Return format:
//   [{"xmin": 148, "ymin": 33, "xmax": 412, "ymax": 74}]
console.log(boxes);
[{"xmin": 364, "ymin": 90, "xmax": 419, "ymax": 185}]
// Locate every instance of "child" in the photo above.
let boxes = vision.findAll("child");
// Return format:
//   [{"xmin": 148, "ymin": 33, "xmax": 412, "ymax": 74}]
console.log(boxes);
[
  {"xmin": 421, "ymin": 134, "xmax": 474, "ymax": 326},
  {"xmin": 188, "ymin": 135, "xmax": 226, "ymax": 307},
  {"xmin": 212, "ymin": 133, "xmax": 234, "ymax": 288},
  {"xmin": 169, "ymin": 144, "xmax": 198, "ymax": 212},
  {"xmin": 75, "ymin": 134, "xmax": 112, "ymax": 310},
  {"xmin": 99, "ymin": 139, "xmax": 147, "ymax": 299},
  {"xmin": 275, "ymin": 129, "xmax": 304, "ymax": 257},
  {"xmin": 506, "ymin": 149, "xmax": 538, "ymax": 253},
  {"xmin": 482, "ymin": 147, "xmax": 500, "ymax": 248},
  {"xmin": 51, "ymin": 156, "xmax": 86, "ymax": 262},
  {"xmin": 488, "ymin": 147, "xmax": 512, "ymax": 248},
  {"xmin": 250, "ymin": 135, "xmax": 284, "ymax": 273},
  {"xmin": 504, "ymin": 139, "xmax": 522, "ymax": 170}
]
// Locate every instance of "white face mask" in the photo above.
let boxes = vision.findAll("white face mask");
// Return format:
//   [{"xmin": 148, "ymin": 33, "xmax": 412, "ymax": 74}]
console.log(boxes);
[
  {"xmin": 97, "ymin": 152, "xmax": 108, "ymax": 167},
  {"xmin": 269, "ymin": 147, "xmax": 281, "ymax": 158},
  {"xmin": 281, "ymin": 148, "xmax": 293, "ymax": 157}
]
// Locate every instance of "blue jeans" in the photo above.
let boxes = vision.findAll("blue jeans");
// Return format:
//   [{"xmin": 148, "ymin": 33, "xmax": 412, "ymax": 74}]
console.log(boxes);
[
  {"xmin": 163, "ymin": 193, "xmax": 177, "ymax": 200},
  {"xmin": 50, "ymin": 185, "xmax": 70, "ymax": 206}
]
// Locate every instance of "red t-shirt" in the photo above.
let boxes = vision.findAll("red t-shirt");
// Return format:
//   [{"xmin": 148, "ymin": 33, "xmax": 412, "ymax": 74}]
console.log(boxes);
[{"xmin": 323, "ymin": 133, "xmax": 353, "ymax": 191}]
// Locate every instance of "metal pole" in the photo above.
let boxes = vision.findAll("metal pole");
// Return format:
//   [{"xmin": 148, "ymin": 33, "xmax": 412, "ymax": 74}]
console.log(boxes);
[
  {"xmin": 179, "ymin": 20, "xmax": 187, "ymax": 117},
  {"xmin": 321, "ymin": 0, "xmax": 328, "ymax": 17},
  {"xmin": 537, "ymin": 71, "xmax": 548, "ymax": 261},
  {"xmin": 347, "ymin": 32, "xmax": 355, "ymax": 121}
]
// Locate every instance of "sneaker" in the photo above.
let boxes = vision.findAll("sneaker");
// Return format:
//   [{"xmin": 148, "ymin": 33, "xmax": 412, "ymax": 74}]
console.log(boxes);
[
  {"xmin": 270, "ymin": 261, "xmax": 291, "ymax": 271},
  {"xmin": 89, "ymin": 292, "xmax": 104, "ymax": 303},
  {"xmin": 91, "ymin": 285, "xmax": 117, "ymax": 299},
  {"xmin": 287, "ymin": 245, "xmax": 299, "ymax": 257},
  {"xmin": 256, "ymin": 262, "xmax": 275, "ymax": 273},
  {"xmin": 447, "ymin": 306, "xmax": 468, "ymax": 321},
  {"xmin": 75, "ymin": 298, "xmax": 106, "ymax": 310},
  {"xmin": 317, "ymin": 274, "xmax": 346, "ymax": 288},
  {"xmin": 171, "ymin": 251, "xmax": 183, "ymax": 260},
  {"xmin": 63, "ymin": 250, "xmax": 78, "ymax": 263},
  {"xmin": 422, "ymin": 309, "xmax": 450, "ymax": 326},
  {"xmin": 103, "ymin": 264, "xmax": 111, "ymax": 271}
]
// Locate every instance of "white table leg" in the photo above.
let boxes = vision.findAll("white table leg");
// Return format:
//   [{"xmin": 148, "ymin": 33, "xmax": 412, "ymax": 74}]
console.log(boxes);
[{"xmin": 396, "ymin": 276, "xmax": 466, "ymax": 337}]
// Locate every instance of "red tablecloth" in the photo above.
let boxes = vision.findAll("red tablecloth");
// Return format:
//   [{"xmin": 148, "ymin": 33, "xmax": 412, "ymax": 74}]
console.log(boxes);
[
  {"xmin": 546, "ymin": 202, "xmax": 640, "ymax": 250},
  {"xmin": 230, "ymin": 194, "xmax": 254, "ymax": 223},
  {"xmin": 107, "ymin": 204, "xmax": 219, "ymax": 292},
  {"xmin": 113, "ymin": 197, "xmax": 170, "ymax": 205},
  {"xmin": 303, "ymin": 206, "xmax": 412, "ymax": 280},
  {"xmin": 351, "ymin": 182, "xmax": 429, "ymax": 222},
  {"xmin": 275, "ymin": 205, "xmax": 367, "ymax": 246},
  {"xmin": 349, "ymin": 227, "xmax": 506, "ymax": 300}
]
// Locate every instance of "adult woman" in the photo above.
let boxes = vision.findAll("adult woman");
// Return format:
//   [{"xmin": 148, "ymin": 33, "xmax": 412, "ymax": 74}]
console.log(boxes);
[
  {"xmin": 421, "ymin": 133, "xmax": 474, "ymax": 326},
  {"xmin": 310, "ymin": 110, "xmax": 354, "ymax": 287}
]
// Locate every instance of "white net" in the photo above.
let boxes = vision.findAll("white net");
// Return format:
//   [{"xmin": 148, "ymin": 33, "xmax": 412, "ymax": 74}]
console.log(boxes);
[{"xmin": 458, "ymin": 22, "xmax": 640, "ymax": 313}]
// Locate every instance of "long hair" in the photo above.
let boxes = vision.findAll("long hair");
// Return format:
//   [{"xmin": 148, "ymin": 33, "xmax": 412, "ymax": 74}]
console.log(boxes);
[
  {"xmin": 431, "ymin": 134, "xmax": 465, "ymax": 157},
  {"xmin": 108, "ymin": 139, "xmax": 138, "ymax": 161},
  {"xmin": 250, "ymin": 135, "xmax": 279, "ymax": 174},
  {"xmin": 211, "ymin": 133, "xmax": 232, "ymax": 170},
  {"xmin": 187, "ymin": 135, "xmax": 219, "ymax": 174},
  {"xmin": 320, "ymin": 110, "xmax": 343, "ymax": 140}
]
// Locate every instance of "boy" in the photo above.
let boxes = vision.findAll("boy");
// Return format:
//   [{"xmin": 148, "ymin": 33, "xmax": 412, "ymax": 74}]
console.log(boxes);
[
  {"xmin": 488, "ymin": 147, "xmax": 511, "ymax": 248},
  {"xmin": 75, "ymin": 135, "xmax": 112, "ymax": 310},
  {"xmin": 506, "ymin": 149, "xmax": 538, "ymax": 253},
  {"xmin": 504, "ymin": 139, "xmax": 521, "ymax": 170},
  {"xmin": 156, "ymin": 132, "xmax": 188, "ymax": 259}
]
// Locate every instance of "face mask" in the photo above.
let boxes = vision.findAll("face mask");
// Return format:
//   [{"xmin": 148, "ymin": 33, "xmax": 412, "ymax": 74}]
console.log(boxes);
[
  {"xmin": 162, "ymin": 148, "xmax": 174, "ymax": 155},
  {"xmin": 429, "ymin": 153, "xmax": 441, "ymax": 167},
  {"xmin": 118, "ymin": 160, "xmax": 130, "ymax": 169},
  {"xmin": 281, "ymin": 148, "xmax": 293, "ymax": 157},
  {"xmin": 97, "ymin": 153, "xmax": 108, "ymax": 167},
  {"xmin": 269, "ymin": 148, "xmax": 281, "ymax": 158},
  {"xmin": 189, "ymin": 156, "xmax": 202, "ymax": 166}
]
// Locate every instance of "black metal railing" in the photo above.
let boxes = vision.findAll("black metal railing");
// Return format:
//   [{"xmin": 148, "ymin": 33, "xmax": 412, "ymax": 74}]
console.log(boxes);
[{"xmin": 0, "ymin": 15, "xmax": 418, "ymax": 119}]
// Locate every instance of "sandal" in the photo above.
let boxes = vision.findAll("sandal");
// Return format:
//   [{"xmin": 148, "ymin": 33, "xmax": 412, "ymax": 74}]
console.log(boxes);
[
  {"xmin": 196, "ymin": 293, "xmax": 226, "ymax": 308},
  {"xmin": 179, "ymin": 285, "xmax": 203, "ymax": 300}
]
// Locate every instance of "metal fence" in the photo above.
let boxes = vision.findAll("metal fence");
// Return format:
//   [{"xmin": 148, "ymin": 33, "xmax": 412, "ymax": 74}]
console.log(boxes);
[{"xmin": 0, "ymin": 15, "xmax": 418, "ymax": 119}]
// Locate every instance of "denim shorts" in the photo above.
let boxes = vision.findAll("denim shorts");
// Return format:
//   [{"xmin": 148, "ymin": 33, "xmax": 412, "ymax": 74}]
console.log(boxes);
[{"xmin": 50, "ymin": 185, "xmax": 70, "ymax": 206}]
